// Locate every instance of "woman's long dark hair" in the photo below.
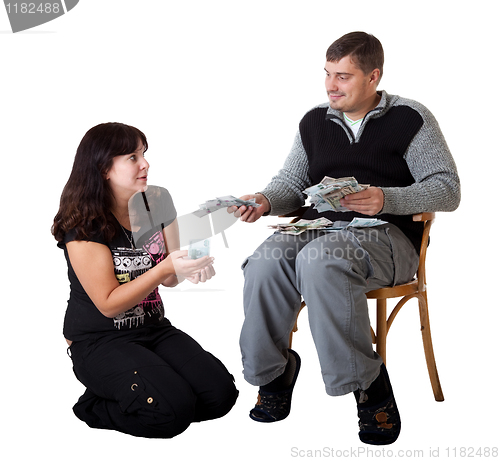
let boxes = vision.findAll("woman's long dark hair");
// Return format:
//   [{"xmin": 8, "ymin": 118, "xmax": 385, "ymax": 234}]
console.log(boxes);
[{"xmin": 52, "ymin": 122, "xmax": 148, "ymax": 243}]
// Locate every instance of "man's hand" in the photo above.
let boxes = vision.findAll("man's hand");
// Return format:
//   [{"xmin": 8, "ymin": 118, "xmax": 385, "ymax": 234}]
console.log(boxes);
[
  {"xmin": 227, "ymin": 194, "xmax": 271, "ymax": 223},
  {"xmin": 340, "ymin": 186, "xmax": 384, "ymax": 216}
]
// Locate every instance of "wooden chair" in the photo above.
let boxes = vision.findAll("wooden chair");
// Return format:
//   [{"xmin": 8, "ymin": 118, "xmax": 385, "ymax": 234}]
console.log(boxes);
[{"xmin": 285, "ymin": 210, "xmax": 444, "ymax": 402}]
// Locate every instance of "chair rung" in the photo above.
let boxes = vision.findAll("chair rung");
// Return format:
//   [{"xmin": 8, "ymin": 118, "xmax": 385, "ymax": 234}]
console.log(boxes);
[{"xmin": 366, "ymin": 280, "xmax": 419, "ymax": 299}]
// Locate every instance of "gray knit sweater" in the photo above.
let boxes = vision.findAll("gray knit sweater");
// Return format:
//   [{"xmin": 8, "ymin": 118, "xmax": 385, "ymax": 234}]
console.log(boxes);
[{"xmin": 260, "ymin": 91, "xmax": 461, "ymax": 217}]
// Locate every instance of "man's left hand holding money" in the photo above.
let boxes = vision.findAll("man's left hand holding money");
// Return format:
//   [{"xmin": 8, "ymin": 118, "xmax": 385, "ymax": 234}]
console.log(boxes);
[{"xmin": 340, "ymin": 186, "xmax": 384, "ymax": 216}]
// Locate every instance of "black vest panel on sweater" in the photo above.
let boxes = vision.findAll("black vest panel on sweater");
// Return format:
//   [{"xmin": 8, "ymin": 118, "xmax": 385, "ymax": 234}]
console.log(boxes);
[{"xmin": 299, "ymin": 105, "xmax": 424, "ymax": 252}]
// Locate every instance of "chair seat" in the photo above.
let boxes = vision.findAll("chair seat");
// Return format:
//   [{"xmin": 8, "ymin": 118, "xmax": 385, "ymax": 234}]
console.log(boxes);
[{"xmin": 366, "ymin": 280, "xmax": 420, "ymax": 299}]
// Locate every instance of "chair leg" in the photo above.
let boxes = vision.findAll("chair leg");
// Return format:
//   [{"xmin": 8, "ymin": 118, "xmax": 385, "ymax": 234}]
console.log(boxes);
[
  {"xmin": 289, "ymin": 302, "xmax": 306, "ymax": 348},
  {"xmin": 418, "ymin": 292, "xmax": 445, "ymax": 402},
  {"xmin": 376, "ymin": 299, "xmax": 387, "ymax": 364},
  {"xmin": 289, "ymin": 326, "xmax": 295, "ymax": 348}
]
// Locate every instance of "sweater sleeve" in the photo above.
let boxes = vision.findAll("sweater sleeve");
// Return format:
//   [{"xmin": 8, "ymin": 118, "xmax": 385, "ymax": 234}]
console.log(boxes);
[
  {"xmin": 258, "ymin": 131, "xmax": 312, "ymax": 216},
  {"xmin": 380, "ymin": 102, "xmax": 461, "ymax": 215}
]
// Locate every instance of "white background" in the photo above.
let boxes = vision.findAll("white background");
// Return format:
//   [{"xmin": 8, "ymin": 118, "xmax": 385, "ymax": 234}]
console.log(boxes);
[{"xmin": 1, "ymin": 0, "xmax": 497, "ymax": 459}]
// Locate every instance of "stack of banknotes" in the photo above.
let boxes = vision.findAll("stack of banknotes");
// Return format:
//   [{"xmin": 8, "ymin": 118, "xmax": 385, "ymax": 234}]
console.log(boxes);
[
  {"xmin": 193, "ymin": 195, "xmax": 261, "ymax": 217},
  {"xmin": 269, "ymin": 217, "xmax": 388, "ymax": 235},
  {"xmin": 303, "ymin": 176, "xmax": 369, "ymax": 212},
  {"xmin": 269, "ymin": 217, "xmax": 334, "ymax": 235}
]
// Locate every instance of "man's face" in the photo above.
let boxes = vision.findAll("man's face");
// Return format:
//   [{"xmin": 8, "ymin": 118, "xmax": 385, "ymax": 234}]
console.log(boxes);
[{"xmin": 325, "ymin": 56, "xmax": 379, "ymax": 118}]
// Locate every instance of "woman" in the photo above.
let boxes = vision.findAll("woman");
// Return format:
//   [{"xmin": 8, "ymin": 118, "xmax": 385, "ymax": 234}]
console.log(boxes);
[{"xmin": 52, "ymin": 122, "xmax": 238, "ymax": 438}]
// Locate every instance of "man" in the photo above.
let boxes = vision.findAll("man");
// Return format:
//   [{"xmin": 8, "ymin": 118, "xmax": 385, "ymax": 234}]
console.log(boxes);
[{"xmin": 228, "ymin": 32, "xmax": 460, "ymax": 445}]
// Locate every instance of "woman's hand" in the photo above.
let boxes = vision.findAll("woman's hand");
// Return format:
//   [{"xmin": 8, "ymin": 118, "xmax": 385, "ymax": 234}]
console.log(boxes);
[
  {"xmin": 161, "ymin": 273, "xmax": 181, "ymax": 288},
  {"xmin": 167, "ymin": 250, "xmax": 216, "ymax": 284},
  {"xmin": 185, "ymin": 262, "xmax": 216, "ymax": 284}
]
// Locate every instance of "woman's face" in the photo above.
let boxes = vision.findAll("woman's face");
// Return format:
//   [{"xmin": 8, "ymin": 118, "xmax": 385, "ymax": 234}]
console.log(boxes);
[{"xmin": 106, "ymin": 141, "xmax": 149, "ymax": 200}]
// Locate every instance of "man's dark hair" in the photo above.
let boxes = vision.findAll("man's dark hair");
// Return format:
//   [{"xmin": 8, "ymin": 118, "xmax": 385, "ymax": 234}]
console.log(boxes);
[{"xmin": 326, "ymin": 31, "xmax": 384, "ymax": 81}]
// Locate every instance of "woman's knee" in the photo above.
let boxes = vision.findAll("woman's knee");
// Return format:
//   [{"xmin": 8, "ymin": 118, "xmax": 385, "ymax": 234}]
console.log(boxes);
[
  {"xmin": 192, "ymin": 353, "xmax": 239, "ymax": 421},
  {"xmin": 200, "ymin": 378, "xmax": 239, "ymax": 421},
  {"xmin": 115, "ymin": 366, "xmax": 197, "ymax": 438},
  {"xmin": 133, "ymin": 400, "xmax": 195, "ymax": 439}
]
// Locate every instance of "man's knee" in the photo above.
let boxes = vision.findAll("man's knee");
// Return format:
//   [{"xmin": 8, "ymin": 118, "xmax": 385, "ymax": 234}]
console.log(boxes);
[
  {"xmin": 242, "ymin": 240, "xmax": 298, "ymax": 278},
  {"xmin": 296, "ymin": 233, "xmax": 369, "ymax": 280}
]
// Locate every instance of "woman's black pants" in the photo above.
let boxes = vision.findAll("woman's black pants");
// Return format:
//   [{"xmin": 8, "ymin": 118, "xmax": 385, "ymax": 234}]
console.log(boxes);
[{"xmin": 69, "ymin": 321, "xmax": 238, "ymax": 438}]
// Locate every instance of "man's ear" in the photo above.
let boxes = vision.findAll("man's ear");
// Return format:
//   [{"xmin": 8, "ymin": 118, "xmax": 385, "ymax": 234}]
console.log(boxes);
[{"xmin": 369, "ymin": 69, "xmax": 381, "ymax": 85}]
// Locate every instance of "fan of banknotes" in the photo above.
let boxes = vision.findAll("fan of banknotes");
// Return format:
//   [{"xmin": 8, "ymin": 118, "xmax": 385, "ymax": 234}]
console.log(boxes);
[
  {"xmin": 303, "ymin": 176, "xmax": 369, "ymax": 212},
  {"xmin": 269, "ymin": 217, "xmax": 388, "ymax": 235},
  {"xmin": 193, "ymin": 195, "xmax": 261, "ymax": 217},
  {"xmin": 269, "ymin": 217, "xmax": 335, "ymax": 235}
]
